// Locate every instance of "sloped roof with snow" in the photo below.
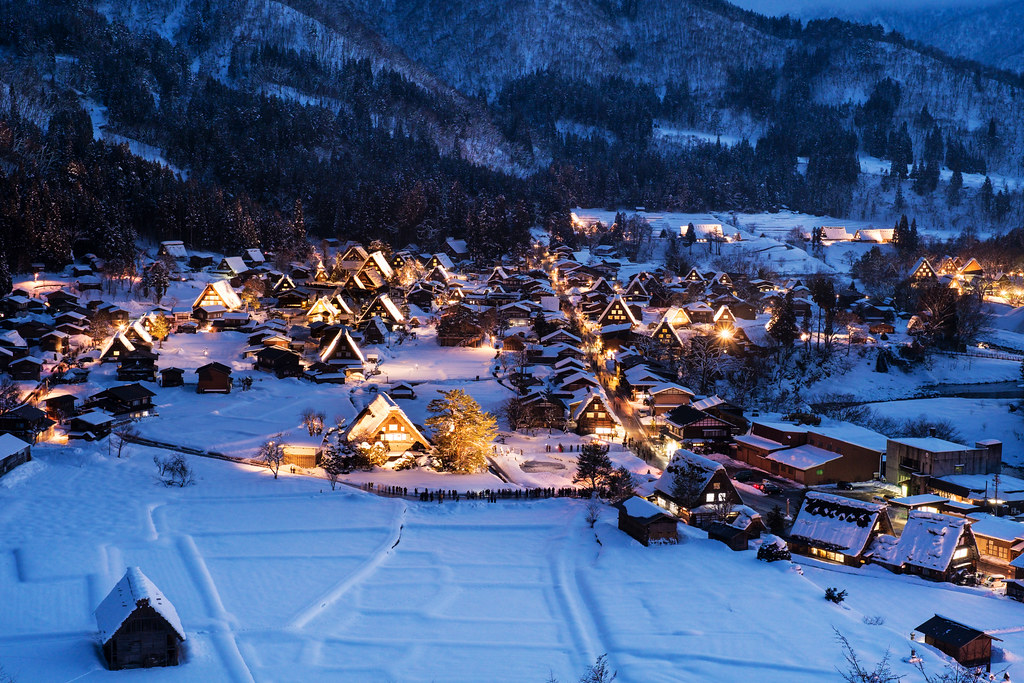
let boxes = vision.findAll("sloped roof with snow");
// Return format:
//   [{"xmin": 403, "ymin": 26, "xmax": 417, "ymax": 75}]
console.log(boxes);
[
  {"xmin": 349, "ymin": 393, "xmax": 428, "ymax": 446},
  {"xmin": 0, "ymin": 433, "xmax": 30, "ymax": 460},
  {"xmin": 654, "ymin": 449, "xmax": 723, "ymax": 498},
  {"xmin": 222, "ymin": 256, "xmax": 248, "ymax": 274},
  {"xmin": 894, "ymin": 512, "xmax": 972, "ymax": 572},
  {"xmin": 790, "ymin": 491, "xmax": 889, "ymax": 557},
  {"xmin": 621, "ymin": 496, "xmax": 673, "ymax": 520},
  {"xmin": 95, "ymin": 567, "xmax": 185, "ymax": 644},
  {"xmin": 767, "ymin": 444, "xmax": 841, "ymax": 471}
]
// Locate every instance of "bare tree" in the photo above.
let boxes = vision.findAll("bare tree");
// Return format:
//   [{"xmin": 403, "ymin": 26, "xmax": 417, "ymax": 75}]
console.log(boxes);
[
  {"xmin": 585, "ymin": 501, "xmax": 601, "ymax": 528},
  {"xmin": 833, "ymin": 628, "xmax": 900, "ymax": 683},
  {"xmin": 154, "ymin": 454, "xmax": 195, "ymax": 487},
  {"xmin": 301, "ymin": 408, "xmax": 326, "ymax": 436},
  {"xmin": 110, "ymin": 422, "xmax": 139, "ymax": 459},
  {"xmin": 258, "ymin": 436, "xmax": 285, "ymax": 479},
  {"xmin": 0, "ymin": 377, "xmax": 21, "ymax": 414},
  {"xmin": 501, "ymin": 396, "xmax": 531, "ymax": 430}
]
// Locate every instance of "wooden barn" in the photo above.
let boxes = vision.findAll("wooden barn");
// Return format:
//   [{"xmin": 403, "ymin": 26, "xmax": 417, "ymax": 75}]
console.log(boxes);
[
  {"xmin": 915, "ymin": 615, "xmax": 998, "ymax": 672},
  {"xmin": 615, "ymin": 496, "xmax": 678, "ymax": 546},
  {"xmin": 95, "ymin": 567, "xmax": 185, "ymax": 670},
  {"xmin": 196, "ymin": 362, "xmax": 232, "ymax": 394}
]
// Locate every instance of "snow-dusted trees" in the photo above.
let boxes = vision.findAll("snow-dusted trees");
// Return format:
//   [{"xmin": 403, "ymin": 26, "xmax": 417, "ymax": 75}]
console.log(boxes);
[
  {"xmin": 320, "ymin": 448, "xmax": 346, "ymax": 490},
  {"xmin": 767, "ymin": 291, "xmax": 798, "ymax": 348},
  {"xmin": 301, "ymin": 408, "xmax": 326, "ymax": 436},
  {"xmin": 573, "ymin": 442, "xmax": 613, "ymax": 495},
  {"xmin": 0, "ymin": 377, "xmax": 21, "ymax": 414},
  {"xmin": 258, "ymin": 436, "xmax": 286, "ymax": 479},
  {"xmin": 426, "ymin": 389, "xmax": 497, "ymax": 473}
]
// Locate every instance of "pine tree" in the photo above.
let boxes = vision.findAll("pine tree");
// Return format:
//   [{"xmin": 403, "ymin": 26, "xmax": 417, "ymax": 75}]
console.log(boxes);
[
  {"xmin": 767, "ymin": 291, "xmax": 798, "ymax": 347},
  {"xmin": 574, "ymin": 442, "xmax": 613, "ymax": 494},
  {"xmin": 426, "ymin": 389, "xmax": 497, "ymax": 473},
  {"xmin": 682, "ymin": 222, "xmax": 696, "ymax": 252},
  {"xmin": 981, "ymin": 176, "xmax": 994, "ymax": 214},
  {"xmin": 947, "ymin": 169, "xmax": 963, "ymax": 207}
]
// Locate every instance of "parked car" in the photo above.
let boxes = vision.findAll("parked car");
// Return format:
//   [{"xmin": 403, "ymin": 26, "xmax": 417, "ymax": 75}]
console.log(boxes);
[
  {"xmin": 836, "ymin": 481, "xmax": 854, "ymax": 490},
  {"xmin": 733, "ymin": 469, "xmax": 757, "ymax": 483},
  {"xmin": 758, "ymin": 481, "xmax": 783, "ymax": 495}
]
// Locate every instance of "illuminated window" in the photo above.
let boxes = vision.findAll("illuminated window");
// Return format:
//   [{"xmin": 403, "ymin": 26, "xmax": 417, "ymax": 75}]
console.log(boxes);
[{"xmin": 953, "ymin": 547, "xmax": 969, "ymax": 560}]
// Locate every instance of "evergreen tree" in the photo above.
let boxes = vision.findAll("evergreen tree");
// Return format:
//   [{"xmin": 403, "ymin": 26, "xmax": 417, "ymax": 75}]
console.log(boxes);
[
  {"xmin": 947, "ymin": 169, "xmax": 963, "ymax": 207},
  {"xmin": 981, "ymin": 176, "xmax": 994, "ymax": 214},
  {"xmin": 768, "ymin": 291, "xmax": 798, "ymax": 347},
  {"xmin": 604, "ymin": 466, "xmax": 635, "ymax": 501},
  {"xmin": 574, "ymin": 442, "xmax": 613, "ymax": 494},
  {"xmin": 426, "ymin": 389, "xmax": 497, "ymax": 473},
  {"xmin": 682, "ymin": 222, "xmax": 696, "ymax": 252}
]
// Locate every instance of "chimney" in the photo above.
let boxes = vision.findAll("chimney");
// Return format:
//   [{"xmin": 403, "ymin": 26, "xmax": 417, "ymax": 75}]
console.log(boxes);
[{"xmin": 928, "ymin": 427, "xmax": 936, "ymax": 438}]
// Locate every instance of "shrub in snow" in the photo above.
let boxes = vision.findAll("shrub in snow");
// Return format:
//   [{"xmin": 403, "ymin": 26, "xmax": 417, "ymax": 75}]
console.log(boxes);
[
  {"xmin": 862, "ymin": 615, "xmax": 885, "ymax": 626},
  {"xmin": 825, "ymin": 586, "xmax": 848, "ymax": 603},
  {"xmin": 757, "ymin": 535, "xmax": 791, "ymax": 562}
]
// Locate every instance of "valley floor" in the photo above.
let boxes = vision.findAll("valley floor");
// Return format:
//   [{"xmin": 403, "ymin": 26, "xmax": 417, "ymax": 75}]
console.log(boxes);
[{"xmin": 1, "ymin": 447, "xmax": 1022, "ymax": 682}]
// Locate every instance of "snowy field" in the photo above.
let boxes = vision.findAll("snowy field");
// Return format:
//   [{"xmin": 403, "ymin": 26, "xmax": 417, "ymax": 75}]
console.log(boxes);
[
  {"xmin": 3, "ymin": 445, "xmax": 1023, "ymax": 682},
  {"xmin": 864, "ymin": 397, "xmax": 1024, "ymax": 464}
]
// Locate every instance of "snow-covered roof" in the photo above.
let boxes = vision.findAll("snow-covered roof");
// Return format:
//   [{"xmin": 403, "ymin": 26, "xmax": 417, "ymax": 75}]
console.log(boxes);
[
  {"xmin": 734, "ymin": 434, "xmax": 785, "ymax": 451},
  {"xmin": 893, "ymin": 512, "xmax": 972, "ymax": 572},
  {"xmin": 654, "ymin": 449, "xmax": 723, "ymax": 498},
  {"xmin": 222, "ymin": 256, "xmax": 248, "ymax": 274},
  {"xmin": 766, "ymin": 444, "xmax": 841, "ymax": 471},
  {"xmin": 95, "ymin": 567, "xmax": 185, "ymax": 644},
  {"xmin": 159, "ymin": 241, "xmax": 188, "ymax": 259},
  {"xmin": 371, "ymin": 294, "xmax": 405, "ymax": 323},
  {"xmin": 431, "ymin": 253, "xmax": 455, "ymax": 270},
  {"xmin": 621, "ymin": 496, "xmax": 672, "ymax": 520},
  {"xmin": 445, "ymin": 238, "xmax": 469, "ymax": 255},
  {"xmin": 890, "ymin": 494, "xmax": 949, "ymax": 508},
  {"xmin": 245, "ymin": 248, "xmax": 265, "ymax": 263},
  {"xmin": 73, "ymin": 411, "xmax": 115, "ymax": 427},
  {"xmin": 193, "ymin": 280, "xmax": 242, "ymax": 310},
  {"xmin": 0, "ymin": 433, "xmax": 29, "ymax": 460},
  {"xmin": 349, "ymin": 393, "xmax": 428, "ymax": 446},
  {"xmin": 888, "ymin": 437, "xmax": 971, "ymax": 453},
  {"xmin": 790, "ymin": 491, "xmax": 888, "ymax": 557},
  {"xmin": 965, "ymin": 514, "xmax": 1024, "ymax": 542},
  {"xmin": 810, "ymin": 423, "xmax": 888, "ymax": 453}
]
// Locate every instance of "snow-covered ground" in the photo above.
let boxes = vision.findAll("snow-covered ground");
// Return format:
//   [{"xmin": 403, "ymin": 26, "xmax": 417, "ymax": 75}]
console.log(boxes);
[{"xmin": 3, "ymin": 445, "xmax": 1020, "ymax": 682}]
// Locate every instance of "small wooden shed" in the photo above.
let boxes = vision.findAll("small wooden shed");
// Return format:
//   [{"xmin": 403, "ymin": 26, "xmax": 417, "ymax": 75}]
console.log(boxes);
[
  {"xmin": 706, "ymin": 521, "xmax": 750, "ymax": 551},
  {"xmin": 95, "ymin": 567, "xmax": 185, "ymax": 670},
  {"xmin": 160, "ymin": 368, "xmax": 185, "ymax": 388},
  {"xmin": 196, "ymin": 362, "xmax": 232, "ymax": 394},
  {"xmin": 615, "ymin": 496, "xmax": 678, "ymax": 546},
  {"xmin": 915, "ymin": 615, "xmax": 999, "ymax": 672}
]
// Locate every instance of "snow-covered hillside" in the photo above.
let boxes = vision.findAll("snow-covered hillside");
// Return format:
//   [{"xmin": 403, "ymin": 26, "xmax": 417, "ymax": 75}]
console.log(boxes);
[{"xmin": 2, "ymin": 447, "xmax": 1019, "ymax": 682}]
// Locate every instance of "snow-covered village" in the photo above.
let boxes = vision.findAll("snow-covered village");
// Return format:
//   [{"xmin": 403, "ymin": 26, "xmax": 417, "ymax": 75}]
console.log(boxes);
[
  {"xmin": 1, "ymin": 209, "xmax": 1024, "ymax": 682},
  {"xmin": 12, "ymin": 0, "xmax": 1024, "ymax": 681}
]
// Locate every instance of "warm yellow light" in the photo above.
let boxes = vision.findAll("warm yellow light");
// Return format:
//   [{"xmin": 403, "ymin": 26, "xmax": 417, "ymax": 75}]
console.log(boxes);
[{"xmin": 718, "ymin": 328, "xmax": 733, "ymax": 340}]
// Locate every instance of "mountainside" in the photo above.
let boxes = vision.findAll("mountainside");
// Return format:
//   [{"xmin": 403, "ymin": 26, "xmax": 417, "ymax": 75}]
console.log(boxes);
[
  {"xmin": 3, "ymin": 0, "xmax": 1024, "ymax": 275},
  {"xmin": 731, "ymin": 0, "xmax": 1024, "ymax": 74}
]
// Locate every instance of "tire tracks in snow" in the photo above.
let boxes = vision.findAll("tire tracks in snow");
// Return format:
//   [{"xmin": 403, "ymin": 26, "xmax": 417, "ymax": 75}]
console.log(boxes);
[{"xmin": 288, "ymin": 499, "xmax": 407, "ymax": 631}]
